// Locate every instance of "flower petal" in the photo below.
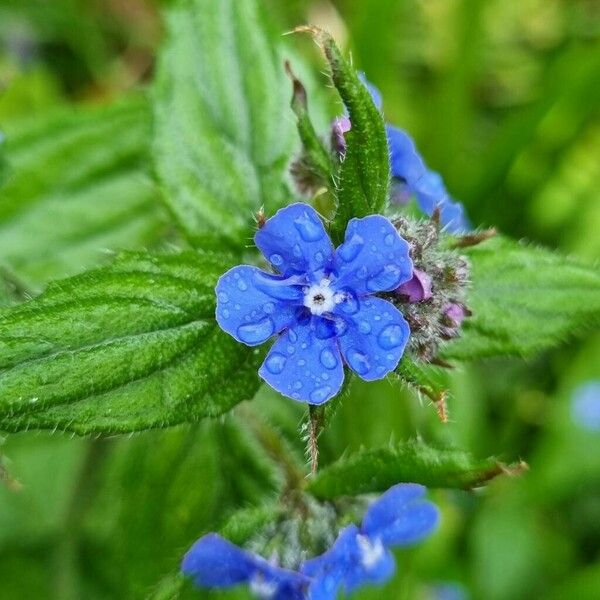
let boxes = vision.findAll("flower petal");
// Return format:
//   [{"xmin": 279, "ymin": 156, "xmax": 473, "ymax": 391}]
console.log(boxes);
[
  {"xmin": 361, "ymin": 483, "xmax": 440, "ymax": 547},
  {"xmin": 216, "ymin": 265, "xmax": 303, "ymax": 346},
  {"xmin": 334, "ymin": 216, "xmax": 413, "ymax": 295},
  {"xmin": 181, "ymin": 534, "xmax": 258, "ymax": 588},
  {"xmin": 386, "ymin": 125, "xmax": 427, "ymax": 185},
  {"xmin": 336, "ymin": 297, "xmax": 409, "ymax": 381},
  {"xmin": 259, "ymin": 319, "xmax": 344, "ymax": 404},
  {"xmin": 254, "ymin": 203, "xmax": 334, "ymax": 277}
]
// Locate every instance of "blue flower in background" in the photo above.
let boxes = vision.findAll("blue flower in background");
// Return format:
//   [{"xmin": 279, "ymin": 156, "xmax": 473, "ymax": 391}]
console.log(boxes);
[
  {"xmin": 334, "ymin": 75, "xmax": 470, "ymax": 233},
  {"xmin": 182, "ymin": 533, "xmax": 309, "ymax": 599},
  {"xmin": 571, "ymin": 380, "xmax": 600, "ymax": 431},
  {"xmin": 182, "ymin": 484, "xmax": 439, "ymax": 599},
  {"xmin": 216, "ymin": 203, "xmax": 413, "ymax": 404},
  {"xmin": 302, "ymin": 484, "xmax": 440, "ymax": 599}
]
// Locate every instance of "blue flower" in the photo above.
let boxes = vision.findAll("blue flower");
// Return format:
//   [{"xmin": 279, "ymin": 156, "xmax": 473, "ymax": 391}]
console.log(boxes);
[
  {"xmin": 335, "ymin": 75, "xmax": 470, "ymax": 233},
  {"xmin": 302, "ymin": 483, "xmax": 440, "ymax": 598},
  {"xmin": 215, "ymin": 203, "xmax": 413, "ymax": 404},
  {"xmin": 571, "ymin": 380, "xmax": 600, "ymax": 431},
  {"xmin": 182, "ymin": 533, "xmax": 310, "ymax": 600}
]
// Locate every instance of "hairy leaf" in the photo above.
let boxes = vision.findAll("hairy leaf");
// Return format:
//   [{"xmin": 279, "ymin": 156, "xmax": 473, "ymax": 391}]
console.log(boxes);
[
  {"xmin": 0, "ymin": 97, "xmax": 168, "ymax": 293},
  {"xmin": 307, "ymin": 440, "xmax": 523, "ymax": 499},
  {"xmin": 154, "ymin": 0, "xmax": 295, "ymax": 249},
  {"xmin": 444, "ymin": 236, "xmax": 600, "ymax": 359},
  {"xmin": 297, "ymin": 27, "xmax": 390, "ymax": 242},
  {"xmin": 0, "ymin": 251, "xmax": 263, "ymax": 434}
]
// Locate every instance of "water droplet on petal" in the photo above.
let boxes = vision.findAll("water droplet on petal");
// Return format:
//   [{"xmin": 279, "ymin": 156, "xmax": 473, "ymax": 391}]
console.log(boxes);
[
  {"xmin": 237, "ymin": 317, "xmax": 274, "ymax": 344},
  {"xmin": 264, "ymin": 352, "xmax": 287, "ymax": 374},
  {"xmin": 338, "ymin": 233, "xmax": 364, "ymax": 263},
  {"xmin": 358, "ymin": 320, "xmax": 372, "ymax": 334},
  {"xmin": 297, "ymin": 359, "xmax": 306, "ymax": 367},
  {"xmin": 346, "ymin": 348, "xmax": 370, "ymax": 376},
  {"xmin": 378, "ymin": 324, "xmax": 406, "ymax": 349},
  {"xmin": 366, "ymin": 265, "xmax": 401, "ymax": 291},
  {"xmin": 269, "ymin": 253, "xmax": 284, "ymax": 267},
  {"xmin": 293, "ymin": 380, "xmax": 303, "ymax": 390},
  {"xmin": 287, "ymin": 344, "xmax": 296, "ymax": 355},
  {"xmin": 237, "ymin": 278, "xmax": 248, "ymax": 291},
  {"xmin": 320, "ymin": 348, "xmax": 338, "ymax": 370},
  {"xmin": 356, "ymin": 265, "xmax": 369, "ymax": 279},
  {"xmin": 294, "ymin": 211, "xmax": 324, "ymax": 241},
  {"xmin": 293, "ymin": 244, "xmax": 303, "ymax": 258},
  {"xmin": 310, "ymin": 386, "xmax": 332, "ymax": 403},
  {"xmin": 234, "ymin": 303, "xmax": 241, "ymax": 310},
  {"xmin": 288, "ymin": 329, "xmax": 298, "ymax": 343},
  {"xmin": 315, "ymin": 251, "xmax": 324, "ymax": 264},
  {"xmin": 263, "ymin": 302, "xmax": 275, "ymax": 314},
  {"xmin": 338, "ymin": 291, "xmax": 359, "ymax": 315},
  {"xmin": 384, "ymin": 233, "xmax": 395, "ymax": 247},
  {"xmin": 221, "ymin": 309, "xmax": 230, "ymax": 319},
  {"xmin": 218, "ymin": 292, "xmax": 229, "ymax": 303}
]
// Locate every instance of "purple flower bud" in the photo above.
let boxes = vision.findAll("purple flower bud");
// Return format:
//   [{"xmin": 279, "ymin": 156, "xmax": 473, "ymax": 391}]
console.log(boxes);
[
  {"xmin": 331, "ymin": 116, "xmax": 351, "ymax": 155},
  {"xmin": 396, "ymin": 269, "xmax": 433, "ymax": 303},
  {"xmin": 444, "ymin": 303, "xmax": 469, "ymax": 327}
]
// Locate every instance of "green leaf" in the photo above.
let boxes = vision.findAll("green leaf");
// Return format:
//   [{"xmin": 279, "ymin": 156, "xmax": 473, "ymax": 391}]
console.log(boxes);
[
  {"xmin": 0, "ymin": 251, "xmax": 263, "ymax": 434},
  {"xmin": 444, "ymin": 236, "xmax": 600, "ymax": 360},
  {"xmin": 297, "ymin": 27, "xmax": 390, "ymax": 242},
  {"xmin": 307, "ymin": 439, "xmax": 524, "ymax": 499},
  {"xmin": 0, "ymin": 96, "xmax": 168, "ymax": 293},
  {"xmin": 153, "ymin": 0, "xmax": 295, "ymax": 249}
]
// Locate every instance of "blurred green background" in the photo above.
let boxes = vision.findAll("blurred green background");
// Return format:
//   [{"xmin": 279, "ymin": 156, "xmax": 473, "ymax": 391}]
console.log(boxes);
[{"xmin": 0, "ymin": 1, "xmax": 599, "ymax": 599}]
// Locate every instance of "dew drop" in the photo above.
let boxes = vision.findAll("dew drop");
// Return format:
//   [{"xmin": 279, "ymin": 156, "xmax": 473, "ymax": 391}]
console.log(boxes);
[
  {"xmin": 221, "ymin": 309, "xmax": 230, "ymax": 319},
  {"xmin": 293, "ymin": 244, "xmax": 303, "ymax": 258},
  {"xmin": 237, "ymin": 317, "xmax": 274, "ymax": 344},
  {"xmin": 270, "ymin": 253, "xmax": 284, "ymax": 266},
  {"xmin": 310, "ymin": 386, "xmax": 332, "ymax": 403},
  {"xmin": 384, "ymin": 233, "xmax": 395, "ymax": 247},
  {"xmin": 237, "ymin": 278, "xmax": 248, "ymax": 291},
  {"xmin": 366, "ymin": 265, "xmax": 400, "ymax": 291},
  {"xmin": 287, "ymin": 344, "xmax": 296, "ymax": 355},
  {"xmin": 293, "ymin": 380, "xmax": 303, "ymax": 390},
  {"xmin": 378, "ymin": 324, "xmax": 405, "ymax": 349},
  {"xmin": 294, "ymin": 211, "xmax": 324, "ymax": 242},
  {"xmin": 315, "ymin": 251, "xmax": 324, "ymax": 264},
  {"xmin": 263, "ymin": 302, "xmax": 275, "ymax": 314},
  {"xmin": 297, "ymin": 359, "xmax": 306, "ymax": 367},
  {"xmin": 356, "ymin": 265, "xmax": 369, "ymax": 279},
  {"xmin": 264, "ymin": 352, "xmax": 286, "ymax": 374},
  {"xmin": 288, "ymin": 329, "xmax": 298, "ymax": 343},
  {"xmin": 234, "ymin": 303, "xmax": 241, "ymax": 310},
  {"xmin": 338, "ymin": 292, "xmax": 359, "ymax": 315},
  {"xmin": 320, "ymin": 348, "xmax": 338, "ymax": 370},
  {"xmin": 358, "ymin": 320, "xmax": 372, "ymax": 334},
  {"xmin": 338, "ymin": 233, "xmax": 364, "ymax": 263},
  {"xmin": 346, "ymin": 348, "xmax": 370, "ymax": 375},
  {"xmin": 218, "ymin": 291, "xmax": 229, "ymax": 303}
]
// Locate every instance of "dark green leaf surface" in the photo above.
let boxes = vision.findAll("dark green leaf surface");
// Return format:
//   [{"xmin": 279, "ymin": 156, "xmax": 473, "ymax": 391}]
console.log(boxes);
[
  {"xmin": 0, "ymin": 251, "xmax": 263, "ymax": 434},
  {"xmin": 0, "ymin": 97, "xmax": 167, "ymax": 293},
  {"xmin": 307, "ymin": 440, "xmax": 517, "ymax": 499},
  {"xmin": 154, "ymin": 0, "xmax": 296, "ymax": 249},
  {"xmin": 444, "ymin": 236, "xmax": 600, "ymax": 359},
  {"xmin": 299, "ymin": 27, "xmax": 390, "ymax": 242}
]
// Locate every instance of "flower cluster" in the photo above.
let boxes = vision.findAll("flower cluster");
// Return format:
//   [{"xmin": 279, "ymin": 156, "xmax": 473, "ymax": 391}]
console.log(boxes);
[
  {"xmin": 332, "ymin": 76, "xmax": 470, "ymax": 234},
  {"xmin": 215, "ymin": 203, "xmax": 413, "ymax": 404},
  {"xmin": 182, "ymin": 483, "xmax": 439, "ymax": 599},
  {"xmin": 391, "ymin": 216, "xmax": 471, "ymax": 361}
]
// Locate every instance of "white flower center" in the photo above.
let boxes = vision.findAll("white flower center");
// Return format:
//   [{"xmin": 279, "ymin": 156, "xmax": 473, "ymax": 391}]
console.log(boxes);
[
  {"xmin": 249, "ymin": 574, "xmax": 278, "ymax": 599},
  {"xmin": 303, "ymin": 278, "xmax": 344, "ymax": 316},
  {"xmin": 357, "ymin": 535, "xmax": 385, "ymax": 570}
]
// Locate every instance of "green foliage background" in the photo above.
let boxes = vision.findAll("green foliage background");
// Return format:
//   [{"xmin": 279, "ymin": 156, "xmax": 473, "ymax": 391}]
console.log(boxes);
[{"xmin": 0, "ymin": 1, "xmax": 599, "ymax": 599}]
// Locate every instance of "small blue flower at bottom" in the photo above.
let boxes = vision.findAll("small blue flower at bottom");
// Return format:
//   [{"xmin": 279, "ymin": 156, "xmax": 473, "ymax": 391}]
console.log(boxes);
[
  {"xmin": 302, "ymin": 483, "xmax": 439, "ymax": 599},
  {"xmin": 181, "ymin": 484, "xmax": 439, "ymax": 600},
  {"xmin": 571, "ymin": 380, "xmax": 600, "ymax": 431},
  {"xmin": 182, "ymin": 533, "xmax": 309, "ymax": 599},
  {"xmin": 216, "ymin": 203, "xmax": 413, "ymax": 404}
]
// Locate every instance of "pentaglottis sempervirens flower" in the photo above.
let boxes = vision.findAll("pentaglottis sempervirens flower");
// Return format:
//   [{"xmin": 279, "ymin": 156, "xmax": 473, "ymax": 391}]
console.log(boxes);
[
  {"xmin": 303, "ymin": 483, "xmax": 439, "ymax": 599},
  {"xmin": 215, "ymin": 203, "xmax": 413, "ymax": 404},
  {"xmin": 333, "ymin": 75, "xmax": 470, "ymax": 234},
  {"xmin": 181, "ymin": 533, "xmax": 309, "ymax": 600},
  {"xmin": 181, "ymin": 484, "xmax": 439, "ymax": 599}
]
